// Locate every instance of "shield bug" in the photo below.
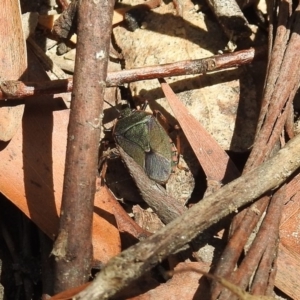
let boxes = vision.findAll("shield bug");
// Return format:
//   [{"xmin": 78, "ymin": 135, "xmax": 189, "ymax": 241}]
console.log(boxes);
[{"xmin": 113, "ymin": 107, "xmax": 173, "ymax": 184}]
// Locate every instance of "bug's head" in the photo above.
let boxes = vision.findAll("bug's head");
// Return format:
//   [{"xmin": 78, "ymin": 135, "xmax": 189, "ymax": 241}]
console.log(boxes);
[{"xmin": 118, "ymin": 106, "xmax": 134, "ymax": 119}]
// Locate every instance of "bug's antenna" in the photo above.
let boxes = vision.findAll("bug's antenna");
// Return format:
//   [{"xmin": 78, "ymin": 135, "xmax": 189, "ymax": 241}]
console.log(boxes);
[
  {"xmin": 140, "ymin": 100, "xmax": 149, "ymax": 111},
  {"xmin": 104, "ymin": 100, "xmax": 121, "ymax": 113},
  {"xmin": 104, "ymin": 99, "xmax": 114, "ymax": 108}
]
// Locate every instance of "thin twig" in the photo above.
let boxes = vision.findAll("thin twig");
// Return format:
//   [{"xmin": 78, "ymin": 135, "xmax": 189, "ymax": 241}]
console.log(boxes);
[
  {"xmin": 211, "ymin": 195, "xmax": 271, "ymax": 299},
  {"xmin": 250, "ymin": 186, "xmax": 285, "ymax": 295},
  {"xmin": 0, "ymin": 47, "xmax": 266, "ymax": 100},
  {"xmin": 257, "ymin": 0, "xmax": 292, "ymax": 134},
  {"xmin": 27, "ymin": 38, "xmax": 68, "ymax": 80}
]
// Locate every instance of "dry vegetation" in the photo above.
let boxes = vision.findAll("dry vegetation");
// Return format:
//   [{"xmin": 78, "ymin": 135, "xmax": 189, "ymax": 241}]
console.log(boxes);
[{"xmin": 0, "ymin": 0, "xmax": 299, "ymax": 299}]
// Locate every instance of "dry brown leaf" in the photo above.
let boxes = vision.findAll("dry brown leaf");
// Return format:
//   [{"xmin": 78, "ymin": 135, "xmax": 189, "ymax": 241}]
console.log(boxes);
[
  {"xmin": 0, "ymin": 103, "xmax": 121, "ymax": 262},
  {"xmin": 95, "ymin": 184, "xmax": 150, "ymax": 240},
  {"xmin": 276, "ymin": 244, "xmax": 300, "ymax": 299},
  {"xmin": 127, "ymin": 261, "xmax": 275, "ymax": 300},
  {"xmin": 50, "ymin": 282, "xmax": 90, "ymax": 300},
  {"xmin": 0, "ymin": 0, "xmax": 27, "ymax": 141},
  {"xmin": 272, "ymin": 172, "xmax": 300, "ymax": 299},
  {"xmin": 280, "ymin": 189, "xmax": 300, "ymax": 254},
  {"xmin": 128, "ymin": 262, "xmax": 210, "ymax": 300},
  {"xmin": 160, "ymin": 79, "xmax": 240, "ymax": 183}
]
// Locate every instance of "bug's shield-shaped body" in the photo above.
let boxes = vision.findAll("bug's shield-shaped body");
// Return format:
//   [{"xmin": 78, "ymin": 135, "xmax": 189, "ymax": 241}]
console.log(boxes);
[{"xmin": 114, "ymin": 109, "xmax": 172, "ymax": 184}]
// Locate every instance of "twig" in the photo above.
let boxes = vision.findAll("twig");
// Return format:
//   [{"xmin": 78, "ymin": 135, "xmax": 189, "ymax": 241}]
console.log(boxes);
[
  {"xmin": 285, "ymin": 103, "xmax": 294, "ymax": 139},
  {"xmin": 211, "ymin": 195, "xmax": 271, "ymax": 298},
  {"xmin": 247, "ymin": 5, "xmax": 300, "ymax": 169},
  {"xmin": 75, "ymin": 134, "xmax": 300, "ymax": 299},
  {"xmin": 52, "ymin": 0, "xmax": 115, "ymax": 293},
  {"xmin": 219, "ymin": 185, "xmax": 286, "ymax": 300},
  {"xmin": 250, "ymin": 186, "xmax": 285, "ymax": 296},
  {"xmin": 205, "ymin": 0, "xmax": 252, "ymax": 42},
  {"xmin": 27, "ymin": 38, "xmax": 68, "ymax": 80},
  {"xmin": 97, "ymin": 184, "xmax": 151, "ymax": 240},
  {"xmin": 0, "ymin": 47, "xmax": 266, "ymax": 100},
  {"xmin": 257, "ymin": 0, "xmax": 292, "ymax": 134},
  {"xmin": 119, "ymin": 147, "xmax": 186, "ymax": 224},
  {"xmin": 251, "ymin": 240, "xmax": 279, "ymax": 296},
  {"xmin": 212, "ymin": 1, "xmax": 300, "ymax": 298}
]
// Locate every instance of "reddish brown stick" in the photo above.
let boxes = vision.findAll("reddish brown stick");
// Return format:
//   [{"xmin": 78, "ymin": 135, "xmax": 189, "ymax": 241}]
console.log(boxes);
[
  {"xmin": 256, "ymin": 0, "xmax": 291, "ymax": 134},
  {"xmin": 211, "ymin": 196, "xmax": 270, "ymax": 298},
  {"xmin": 250, "ymin": 186, "xmax": 285, "ymax": 296},
  {"xmin": 246, "ymin": 2, "xmax": 297, "ymax": 171},
  {"xmin": 0, "ymin": 47, "xmax": 266, "ymax": 100},
  {"xmin": 212, "ymin": 1, "xmax": 300, "ymax": 298},
  {"xmin": 52, "ymin": 0, "xmax": 114, "ymax": 293},
  {"xmin": 228, "ymin": 0, "xmax": 292, "ymax": 237},
  {"xmin": 219, "ymin": 185, "xmax": 286, "ymax": 300}
]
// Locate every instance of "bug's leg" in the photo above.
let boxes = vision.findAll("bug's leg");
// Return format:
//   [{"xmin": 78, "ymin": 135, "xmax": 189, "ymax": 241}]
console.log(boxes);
[
  {"xmin": 98, "ymin": 140, "xmax": 120, "ymax": 185},
  {"xmin": 153, "ymin": 109, "xmax": 181, "ymax": 170},
  {"xmin": 99, "ymin": 159, "xmax": 108, "ymax": 186},
  {"xmin": 98, "ymin": 140, "xmax": 110, "ymax": 185},
  {"xmin": 133, "ymin": 96, "xmax": 148, "ymax": 111},
  {"xmin": 173, "ymin": 124, "xmax": 181, "ymax": 167},
  {"xmin": 140, "ymin": 100, "xmax": 149, "ymax": 111},
  {"xmin": 153, "ymin": 109, "xmax": 172, "ymax": 133},
  {"xmin": 170, "ymin": 142, "xmax": 178, "ymax": 173}
]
